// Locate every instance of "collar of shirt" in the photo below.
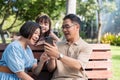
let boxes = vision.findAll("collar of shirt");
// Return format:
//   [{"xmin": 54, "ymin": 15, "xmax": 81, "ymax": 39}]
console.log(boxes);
[{"xmin": 64, "ymin": 37, "xmax": 82, "ymax": 46}]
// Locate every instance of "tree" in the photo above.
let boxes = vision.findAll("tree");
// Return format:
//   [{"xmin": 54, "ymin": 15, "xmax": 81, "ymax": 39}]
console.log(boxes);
[
  {"xmin": 76, "ymin": 0, "xmax": 98, "ymax": 39},
  {"xmin": 0, "ymin": 0, "xmax": 66, "ymax": 43},
  {"xmin": 96, "ymin": 0, "xmax": 102, "ymax": 43},
  {"xmin": 0, "ymin": 0, "xmax": 34, "ymax": 43},
  {"xmin": 76, "ymin": 0, "xmax": 115, "ymax": 43},
  {"xmin": 96, "ymin": 0, "xmax": 116, "ymax": 43}
]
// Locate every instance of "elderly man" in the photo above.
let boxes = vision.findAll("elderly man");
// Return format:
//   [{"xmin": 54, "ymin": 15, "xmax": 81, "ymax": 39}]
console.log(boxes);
[{"xmin": 44, "ymin": 14, "xmax": 92, "ymax": 80}]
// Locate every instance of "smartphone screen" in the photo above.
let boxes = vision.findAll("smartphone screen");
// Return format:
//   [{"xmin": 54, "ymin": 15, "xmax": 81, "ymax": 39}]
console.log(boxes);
[{"xmin": 45, "ymin": 36, "xmax": 53, "ymax": 45}]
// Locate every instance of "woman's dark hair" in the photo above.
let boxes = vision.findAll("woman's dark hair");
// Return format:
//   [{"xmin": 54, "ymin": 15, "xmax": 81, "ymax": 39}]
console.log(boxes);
[
  {"xmin": 35, "ymin": 15, "xmax": 51, "ymax": 37},
  {"xmin": 19, "ymin": 21, "xmax": 41, "ymax": 39}
]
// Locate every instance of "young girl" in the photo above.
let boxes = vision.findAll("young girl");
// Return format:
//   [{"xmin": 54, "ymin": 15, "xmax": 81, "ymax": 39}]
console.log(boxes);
[
  {"xmin": 35, "ymin": 15, "xmax": 60, "ymax": 45},
  {"xmin": 35, "ymin": 14, "xmax": 59, "ymax": 80},
  {"xmin": 0, "ymin": 21, "xmax": 49, "ymax": 80}
]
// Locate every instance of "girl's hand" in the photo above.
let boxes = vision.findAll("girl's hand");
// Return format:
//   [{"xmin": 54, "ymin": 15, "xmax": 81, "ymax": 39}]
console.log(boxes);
[{"xmin": 40, "ymin": 52, "xmax": 50, "ymax": 63}]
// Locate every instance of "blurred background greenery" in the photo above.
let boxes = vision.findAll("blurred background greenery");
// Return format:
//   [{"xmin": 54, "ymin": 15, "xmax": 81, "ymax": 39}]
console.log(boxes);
[
  {"xmin": 0, "ymin": 0, "xmax": 120, "ymax": 44},
  {"xmin": 110, "ymin": 46, "xmax": 120, "ymax": 80},
  {"xmin": 0, "ymin": 0, "xmax": 120, "ymax": 79}
]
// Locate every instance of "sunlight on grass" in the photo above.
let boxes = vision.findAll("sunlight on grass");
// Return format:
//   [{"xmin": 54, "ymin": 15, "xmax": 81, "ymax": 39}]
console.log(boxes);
[{"xmin": 109, "ymin": 46, "xmax": 120, "ymax": 80}]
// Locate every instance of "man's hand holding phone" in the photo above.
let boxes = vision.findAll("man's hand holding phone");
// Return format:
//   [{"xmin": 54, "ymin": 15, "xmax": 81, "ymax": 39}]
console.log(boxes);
[
  {"xmin": 45, "ymin": 36, "xmax": 54, "ymax": 45},
  {"xmin": 44, "ymin": 41, "xmax": 59, "ymax": 59}
]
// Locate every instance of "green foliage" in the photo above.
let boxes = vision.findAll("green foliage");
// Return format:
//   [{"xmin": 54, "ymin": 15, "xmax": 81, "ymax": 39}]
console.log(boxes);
[
  {"xmin": 0, "ymin": 0, "xmax": 66, "ymax": 43},
  {"xmin": 0, "ymin": 0, "xmax": 66, "ymax": 30},
  {"xmin": 102, "ymin": 0, "xmax": 116, "ymax": 13},
  {"xmin": 57, "ymin": 28, "xmax": 63, "ymax": 38},
  {"xmin": 101, "ymin": 33, "xmax": 120, "ymax": 46},
  {"xmin": 112, "ymin": 35, "xmax": 120, "ymax": 46},
  {"xmin": 76, "ymin": 0, "xmax": 98, "ymax": 37},
  {"xmin": 101, "ymin": 33, "xmax": 115, "ymax": 44},
  {"xmin": 20, "ymin": 0, "xmax": 66, "ymax": 21},
  {"xmin": 80, "ymin": 31, "xmax": 86, "ymax": 39},
  {"xmin": 77, "ymin": 0, "xmax": 98, "ymax": 21}
]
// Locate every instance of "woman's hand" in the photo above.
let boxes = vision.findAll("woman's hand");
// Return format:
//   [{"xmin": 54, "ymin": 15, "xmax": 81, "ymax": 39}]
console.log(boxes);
[
  {"xmin": 16, "ymin": 71, "xmax": 34, "ymax": 80},
  {"xmin": 32, "ymin": 52, "xmax": 50, "ymax": 76}
]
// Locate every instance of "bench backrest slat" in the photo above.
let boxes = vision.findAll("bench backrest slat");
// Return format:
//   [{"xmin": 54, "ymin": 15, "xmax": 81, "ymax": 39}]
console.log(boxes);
[
  {"xmin": 90, "ymin": 51, "xmax": 111, "ymax": 59},
  {"xmin": 86, "ymin": 61, "xmax": 112, "ymax": 69},
  {"xmin": 90, "ymin": 44, "xmax": 111, "ymax": 50},
  {"xmin": 86, "ymin": 70, "xmax": 112, "ymax": 79}
]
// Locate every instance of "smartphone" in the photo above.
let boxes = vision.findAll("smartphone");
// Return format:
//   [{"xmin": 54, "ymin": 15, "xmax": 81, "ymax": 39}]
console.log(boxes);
[{"xmin": 45, "ymin": 36, "xmax": 53, "ymax": 45}]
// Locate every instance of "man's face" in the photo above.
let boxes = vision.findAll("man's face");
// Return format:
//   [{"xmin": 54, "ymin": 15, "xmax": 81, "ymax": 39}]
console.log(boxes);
[{"xmin": 62, "ymin": 19, "xmax": 79, "ymax": 41}]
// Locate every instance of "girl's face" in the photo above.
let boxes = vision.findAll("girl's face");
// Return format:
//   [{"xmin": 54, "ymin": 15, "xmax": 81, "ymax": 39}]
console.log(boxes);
[
  {"xmin": 39, "ymin": 20, "xmax": 49, "ymax": 34},
  {"xmin": 29, "ymin": 28, "xmax": 40, "ymax": 45}
]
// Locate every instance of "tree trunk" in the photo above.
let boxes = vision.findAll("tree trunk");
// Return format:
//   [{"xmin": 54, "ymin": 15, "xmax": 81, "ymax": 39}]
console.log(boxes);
[
  {"xmin": 0, "ymin": 34, "xmax": 6, "ymax": 43},
  {"xmin": 0, "ymin": 1, "xmax": 11, "ymax": 43},
  {"xmin": 0, "ymin": 15, "xmax": 6, "ymax": 43},
  {"xmin": 66, "ymin": 0, "xmax": 76, "ymax": 15},
  {"xmin": 97, "ymin": 0, "xmax": 102, "ymax": 43},
  {"xmin": 97, "ymin": 12, "xmax": 102, "ymax": 43}
]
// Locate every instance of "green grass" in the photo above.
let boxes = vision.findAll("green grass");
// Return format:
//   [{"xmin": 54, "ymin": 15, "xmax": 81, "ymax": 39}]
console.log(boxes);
[{"xmin": 109, "ymin": 46, "xmax": 120, "ymax": 80}]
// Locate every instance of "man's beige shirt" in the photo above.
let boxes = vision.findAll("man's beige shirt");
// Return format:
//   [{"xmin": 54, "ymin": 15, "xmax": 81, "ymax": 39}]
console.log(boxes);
[{"xmin": 51, "ymin": 38, "xmax": 92, "ymax": 80}]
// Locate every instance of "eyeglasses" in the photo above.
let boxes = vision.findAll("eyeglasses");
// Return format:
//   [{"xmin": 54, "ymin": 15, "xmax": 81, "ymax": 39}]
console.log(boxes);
[{"xmin": 62, "ymin": 24, "xmax": 76, "ymax": 29}]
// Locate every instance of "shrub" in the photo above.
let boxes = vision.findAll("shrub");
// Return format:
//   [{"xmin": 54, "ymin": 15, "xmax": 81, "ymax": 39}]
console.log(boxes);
[
  {"xmin": 101, "ymin": 33, "xmax": 120, "ymax": 46},
  {"xmin": 113, "ymin": 35, "xmax": 120, "ymax": 46},
  {"xmin": 101, "ymin": 33, "xmax": 115, "ymax": 44}
]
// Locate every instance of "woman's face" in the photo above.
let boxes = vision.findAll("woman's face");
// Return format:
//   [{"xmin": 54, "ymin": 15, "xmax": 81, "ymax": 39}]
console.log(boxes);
[
  {"xmin": 29, "ymin": 28, "xmax": 40, "ymax": 45},
  {"xmin": 39, "ymin": 20, "xmax": 50, "ymax": 34}
]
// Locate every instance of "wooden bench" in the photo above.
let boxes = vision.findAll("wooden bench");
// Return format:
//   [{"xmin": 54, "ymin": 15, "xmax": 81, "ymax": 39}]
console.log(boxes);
[
  {"xmin": 86, "ymin": 44, "xmax": 112, "ymax": 80},
  {"xmin": 0, "ymin": 43, "xmax": 112, "ymax": 80}
]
